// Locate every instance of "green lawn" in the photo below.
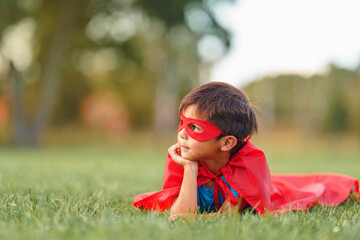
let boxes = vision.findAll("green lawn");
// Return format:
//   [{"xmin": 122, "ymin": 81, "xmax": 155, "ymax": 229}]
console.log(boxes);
[{"xmin": 0, "ymin": 143, "xmax": 359, "ymax": 240}]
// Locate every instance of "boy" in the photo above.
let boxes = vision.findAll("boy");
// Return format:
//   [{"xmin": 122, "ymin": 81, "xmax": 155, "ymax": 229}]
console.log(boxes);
[
  {"xmin": 134, "ymin": 82, "xmax": 359, "ymax": 218},
  {"xmin": 167, "ymin": 82, "xmax": 261, "ymax": 217}
]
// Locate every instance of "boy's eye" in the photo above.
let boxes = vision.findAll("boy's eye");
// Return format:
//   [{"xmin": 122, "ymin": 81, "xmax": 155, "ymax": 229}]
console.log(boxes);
[{"xmin": 188, "ymin": 124, "xmax": 203, "ymax": 132}]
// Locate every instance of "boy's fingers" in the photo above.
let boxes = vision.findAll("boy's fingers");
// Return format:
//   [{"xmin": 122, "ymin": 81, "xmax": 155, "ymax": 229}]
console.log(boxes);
[
  {"xmin": 169, "ymin": 149, "xmax": 181, "ymax": 161},
  {"xmin": 168, "ymin": 146, "xmax": 178, "ymax": 158},
  {"xmin": 168, "ymin": 144, "xmax": 180, "ymax": 157},
  {"xmin": 168, "ymin": 145, "xmax": 176, "ymax": 157},
  {"xmin": 168, "ymin": 144, "xmax": 179, "ymax": 154},
  {"xmin": 168, "ymin": 144, "xmax": 188, "ymax": 165}
]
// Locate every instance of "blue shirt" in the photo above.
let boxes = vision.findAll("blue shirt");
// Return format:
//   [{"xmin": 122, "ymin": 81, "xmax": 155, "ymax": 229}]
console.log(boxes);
[{"xmin": 197, "ymin": 176, "xmax": 240, "ymax": 212}]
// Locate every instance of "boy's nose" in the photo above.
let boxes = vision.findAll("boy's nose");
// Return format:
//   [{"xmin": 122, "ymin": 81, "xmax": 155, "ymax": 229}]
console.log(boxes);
[{"xmin": 178, "ymin": 128, "xmax": 188, "ymax": 140}]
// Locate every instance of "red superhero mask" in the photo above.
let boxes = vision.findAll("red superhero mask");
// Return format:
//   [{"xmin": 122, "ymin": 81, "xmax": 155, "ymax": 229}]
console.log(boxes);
[{"xmin": 177, "ymin": 113, "xmax": 250, "ymax": 142}]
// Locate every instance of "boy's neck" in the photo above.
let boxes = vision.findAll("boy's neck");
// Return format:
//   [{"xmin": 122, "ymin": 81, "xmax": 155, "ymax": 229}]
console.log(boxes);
[{"xmin": 199, "ymin": 152, "xmax": 231, "ymax": 175}]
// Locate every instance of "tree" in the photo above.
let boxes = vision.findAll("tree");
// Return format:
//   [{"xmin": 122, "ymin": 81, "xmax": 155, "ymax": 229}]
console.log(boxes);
[{"xmin": 0, "ymin": 0, "xmax": 233, "ymax": 145}]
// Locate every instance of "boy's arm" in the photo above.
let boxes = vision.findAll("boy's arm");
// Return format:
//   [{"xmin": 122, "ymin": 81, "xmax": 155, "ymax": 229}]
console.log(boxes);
[{"xmin": 168, "ymin": 144, "xmax": 198, "ymax": 220}]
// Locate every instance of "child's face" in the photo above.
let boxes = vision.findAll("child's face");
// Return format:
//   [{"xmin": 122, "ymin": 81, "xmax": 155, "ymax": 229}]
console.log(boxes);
[{"xmin": 177, "ymin": 105, "xmax": 223, "ymax": 161}]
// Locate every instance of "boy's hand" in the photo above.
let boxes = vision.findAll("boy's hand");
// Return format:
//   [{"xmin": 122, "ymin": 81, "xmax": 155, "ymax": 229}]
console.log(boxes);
[{"xmin": 168, "ymin": 143, "xmax": 198, "ymax": 168}]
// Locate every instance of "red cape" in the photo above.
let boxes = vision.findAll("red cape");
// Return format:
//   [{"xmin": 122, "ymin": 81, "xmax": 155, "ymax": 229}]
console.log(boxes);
[{"xmin": 133, "ymin": 141, "xmax": 359, "ymax": 214}]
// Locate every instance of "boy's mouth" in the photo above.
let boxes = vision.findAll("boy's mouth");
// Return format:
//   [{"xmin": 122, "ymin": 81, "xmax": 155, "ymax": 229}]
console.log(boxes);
[
  {"xmin": 181, "ymin": 146, "xmax": 189, "ymax": 150},
  {"xmin": 179, "ymin": 143, "xmax": 190, "ymax": 150}
]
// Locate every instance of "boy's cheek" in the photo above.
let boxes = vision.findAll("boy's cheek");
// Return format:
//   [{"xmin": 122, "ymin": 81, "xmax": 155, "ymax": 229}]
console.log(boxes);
[
  {"xmin": 179, "ymin": 148, "xmax": 189, "ymax": 158},
  {"xmin": 179, "ymin": 148, "xmax": 196, "ymax": 161}
]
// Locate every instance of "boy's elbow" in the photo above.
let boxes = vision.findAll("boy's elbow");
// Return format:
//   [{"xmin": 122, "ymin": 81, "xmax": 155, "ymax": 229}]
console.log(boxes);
[
  {"xmin": 169, "ymin": 206, "xmax": 178, "ymax": 217},
  {"xmin": 168, "ymin": 211, "xmax": 197, "ymax": 221},
  {"xmin": 168, "ymin": 211, "xmax": 178, "ymax": 221},
  {"xmin": 169, "ymin": 204, "xmax": 197, "ymax": 221},
  {"xmin": 170, "ymin": 205, "xmax": 197, "ymax": 216}
]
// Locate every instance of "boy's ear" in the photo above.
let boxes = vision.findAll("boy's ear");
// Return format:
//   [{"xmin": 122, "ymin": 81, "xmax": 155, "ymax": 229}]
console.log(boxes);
[{"xmin": 220, "ymin": 136, "xmax": 237, "ymax": 152}]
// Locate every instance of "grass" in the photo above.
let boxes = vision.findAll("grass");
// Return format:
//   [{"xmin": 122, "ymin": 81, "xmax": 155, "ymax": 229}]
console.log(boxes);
[{"xmin": 0, "ymin": 140, "xmax": 359, "ymax": 240}]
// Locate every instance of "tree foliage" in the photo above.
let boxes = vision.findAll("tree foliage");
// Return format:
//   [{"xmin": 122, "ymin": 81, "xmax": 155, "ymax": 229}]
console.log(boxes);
[
  {"xmin": 245, "ymin": 64, "xmax": 360, "ymax": 135},
  {"xmin": 0, "ymin": 0, "xmax": 233, "ymax": 144}
]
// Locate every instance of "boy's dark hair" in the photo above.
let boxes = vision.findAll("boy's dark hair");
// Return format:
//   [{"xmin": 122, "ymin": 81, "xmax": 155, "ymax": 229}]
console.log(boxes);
[{"xmin": 179, "ymin": 82, "xmax": 258, "ymax": 154}]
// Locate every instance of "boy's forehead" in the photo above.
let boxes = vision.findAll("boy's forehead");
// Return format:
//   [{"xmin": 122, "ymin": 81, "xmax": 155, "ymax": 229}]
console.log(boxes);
[{"xmin": 182, "ymin": 104, "xmax": 209, "ymax": 121}]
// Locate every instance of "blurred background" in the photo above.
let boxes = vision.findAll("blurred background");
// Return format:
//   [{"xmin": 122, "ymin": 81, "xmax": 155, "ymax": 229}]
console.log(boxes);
[
  {"xmin": 0, "ymin": 3, "xmax": 359, "ymax": 237},
  {"xmin": 0, "ymin": 0, "xmax": 359, "ymax": 152}
]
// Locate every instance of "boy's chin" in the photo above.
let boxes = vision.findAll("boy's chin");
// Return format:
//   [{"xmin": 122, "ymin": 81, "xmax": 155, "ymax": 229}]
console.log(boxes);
[{"xmin": 180, "ymin": 152, "xmax": 197, "ymax": 161}]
